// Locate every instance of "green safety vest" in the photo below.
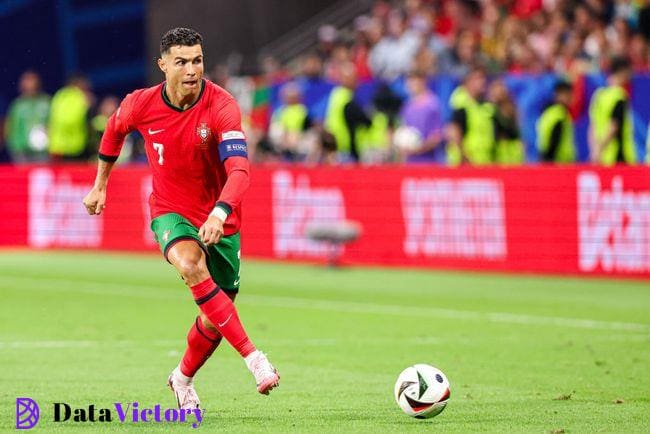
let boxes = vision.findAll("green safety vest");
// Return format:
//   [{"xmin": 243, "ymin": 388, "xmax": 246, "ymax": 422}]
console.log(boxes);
[
  {"xmin": 356, "ymin": 111, "xmax": 390, "ymax": 152},
  {"xmin": 272, "ymin": 104, "xmax": 308, "ymax": 133},
  {"xmin": 495, "ymin": 137, "xmax": 524, "ymax": 165},
  {"xmin": 5, "ymin": 94, "xmax": 50, "ymax": 154},
  {"xmin": 537, "ymin": 103, "xmax": 575, "ymax": 163},
  {"xmin": 325, "ymin": 86, "xmax": 354, "ymax": 154},
  {"xmin": 447, "ymin": 86, "xmax": 495, "ymax": 165},
  {"xmin": 48, "ymin": 85, "xmax": 89, "ymax": 156},
  {"xmin": 589, "ymin": 85, "xmax": 636, "ymax": 165}
]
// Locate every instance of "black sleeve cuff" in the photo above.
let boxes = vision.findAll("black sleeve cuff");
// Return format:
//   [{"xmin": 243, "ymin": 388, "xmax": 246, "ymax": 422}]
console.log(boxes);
[{"xmin": 98, "ymin": 153, "xmax": 119, "ymax": 163}]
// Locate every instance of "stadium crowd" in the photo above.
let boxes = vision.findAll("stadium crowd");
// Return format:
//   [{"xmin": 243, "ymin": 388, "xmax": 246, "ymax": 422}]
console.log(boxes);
[{"xmin": 3, "ymin": 0, "xmax": 650, "ymax": 165}]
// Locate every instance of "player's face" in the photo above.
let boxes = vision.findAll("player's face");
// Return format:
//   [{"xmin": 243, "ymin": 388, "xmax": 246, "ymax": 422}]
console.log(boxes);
[{"xmin": 158, "ymin": 44, "xmax": 204, "ymax": 96}]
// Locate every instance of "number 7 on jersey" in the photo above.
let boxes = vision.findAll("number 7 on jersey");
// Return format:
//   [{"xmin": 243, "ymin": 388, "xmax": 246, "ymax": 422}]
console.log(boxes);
[{"xmin": 153, "ymin": 142, "xmax": 164, "ymax": 165}]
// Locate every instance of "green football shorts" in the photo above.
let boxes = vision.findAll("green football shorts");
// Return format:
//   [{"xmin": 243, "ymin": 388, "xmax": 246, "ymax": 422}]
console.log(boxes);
[{"xmin": 150, "ymin": 213, "xmax": 241, "ymax": 292}]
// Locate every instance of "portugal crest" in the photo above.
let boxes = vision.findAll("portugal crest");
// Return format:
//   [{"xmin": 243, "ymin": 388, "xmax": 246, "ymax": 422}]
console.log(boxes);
[{"xmin": 196, "ymin": 122, "xmax": 211, "ymax": 144}]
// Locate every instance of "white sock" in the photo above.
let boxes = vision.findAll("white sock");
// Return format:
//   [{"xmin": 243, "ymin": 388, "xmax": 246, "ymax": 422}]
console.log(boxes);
[
  {"xmin": 244, "ymin": 350, "xmax": 261, "ymax": 370},
  {"xmin": 173, "ymin": 366, "xmax": 193, "ymax": 386}
]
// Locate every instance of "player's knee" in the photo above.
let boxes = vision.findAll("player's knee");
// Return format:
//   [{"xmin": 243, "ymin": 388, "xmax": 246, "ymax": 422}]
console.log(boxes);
[{"xmin": 177, "ymin": 258, "xmax": 207, "ymax": 281}]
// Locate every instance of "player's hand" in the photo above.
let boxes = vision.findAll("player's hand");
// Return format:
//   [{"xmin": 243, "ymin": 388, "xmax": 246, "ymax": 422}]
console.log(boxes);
[
  {"xmin": 82, "ymin": 187, "xmax": 107, "ymax": 215},
  {"xmin": 199, "ymin": 215, "xmax": 224, "ymax": 246}
]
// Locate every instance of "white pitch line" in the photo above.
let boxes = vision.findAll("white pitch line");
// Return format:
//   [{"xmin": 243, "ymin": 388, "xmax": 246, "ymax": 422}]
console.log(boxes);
[{"xmin": 1, "ymin": 275, "xmax": 648, "ymax": 333}]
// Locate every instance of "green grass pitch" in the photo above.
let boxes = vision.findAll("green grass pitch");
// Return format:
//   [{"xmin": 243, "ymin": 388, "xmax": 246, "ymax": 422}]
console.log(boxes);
[{"xmin": 1, "ymin": 250, "xmax": 649, "ymax": 432}]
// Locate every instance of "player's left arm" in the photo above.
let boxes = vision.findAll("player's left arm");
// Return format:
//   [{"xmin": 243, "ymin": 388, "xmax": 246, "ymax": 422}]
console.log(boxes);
[{"xmin": 199, "ymin": 98, "xmax": 250, "ymax": 246}]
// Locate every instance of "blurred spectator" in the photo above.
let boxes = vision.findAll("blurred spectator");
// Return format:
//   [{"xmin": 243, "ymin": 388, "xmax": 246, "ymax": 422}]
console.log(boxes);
[
  {"xmin": 639, "ymin": 1, "xmax": 650, "ymax": 40},
  {"xmin": 489, "ymin": 80, "xmax": 524, "ymax": 164},
  {"xmin": 447, "ymin": 67, "xmax": 494, "ymax": 165},
  {"xmin": 511, "ymin": 0, "xmax": 543, "ymax": 19},
  {"xmin": 629, "ymin": 33, "xmax": 650, "ymax": 72},
  {"xmin": 48, "ymin": 74, "xmax": 93, "ymax": 161},
  {"xmin": 537, "ymin": 81, "xmax": 576, "ymax": 163},
  {"xmin": 369, "ymin": 9, "xmax": 422, "ymax": 81},
  {"xmin": 316, "ymin": 25, "xmax": 339, "ymax": 62},
  {"xmin": 268, "ymin": 82, "xmax": 312, "ymax": 161},
  {"xmin": 295, "ymin": 53, "xmax": 333, "ymax": 123},
  {"xmin": 442, "ymin": 0, "xmax": 482, "ymax": 35},
  {"xmin": 438, "ymin": 30, "xmax": 482, "ymax": 76},
  {"xmin": 260, "ymin": 55, "xmax": 291, "ymax": 85},
  {"xmin": 355, "ymin": 83, "xmax": 399, "ymax": 164},
  {"xmin": 305, "ymin": 129, "xmax": 339, "ymax": 164},
  {"xmin": 350, "ymin": 15, "xmax": 374, "ymax": 81},
  {"xmin": 246, "ymin": 56, "xmax": 289, "ymax": 162},
  {"xmin": 412, "ymin": 43, "xmax": 437, "ymax": 76},
  {"xmin": 589, "ymin": 56, "xmax": 637, "ymax": 164},
  {"xmin": 324, "ymin": 62, "xmax": 371, "ymax": 162},
  {"xmin": 370, "ymin": 0, "xmax": 392, "ymax": 24},
  {"xmin": 396, "ymin": 70, "xmax": 444, "ymax": 163},
  {"xmin": 90, "ymin": 96, "xmax": 120, "ymax": 158},
  {"xmin": 324, "ymin": 43, "xmax": 352, "ymax": 83},
  {"xmin": 4, "ymin": 71, "xmax": 50, "ymax": 163},
  {"xmin": 90, "ymin": 96, "xmax": 117, "ymax": 142}
]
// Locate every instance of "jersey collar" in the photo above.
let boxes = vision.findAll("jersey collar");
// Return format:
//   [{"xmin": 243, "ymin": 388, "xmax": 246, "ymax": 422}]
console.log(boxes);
[{"xmin": 161, "ymin": 79, "xmax": 205, "ymax": 112}]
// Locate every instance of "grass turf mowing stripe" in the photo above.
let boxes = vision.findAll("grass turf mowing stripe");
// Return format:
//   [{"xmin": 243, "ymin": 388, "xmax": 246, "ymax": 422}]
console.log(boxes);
[{"xmin": 1, "ymin": 274, "xmax": 648, "ymax": 333}]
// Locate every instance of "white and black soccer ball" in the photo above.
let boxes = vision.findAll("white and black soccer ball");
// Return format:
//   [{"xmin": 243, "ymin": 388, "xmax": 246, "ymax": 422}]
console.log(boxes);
[{"xmin": 394, "ymin": 364, "xmax": 450, "ymax": 419}]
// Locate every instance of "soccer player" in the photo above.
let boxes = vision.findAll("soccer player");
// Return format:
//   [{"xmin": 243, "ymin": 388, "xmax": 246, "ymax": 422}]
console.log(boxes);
[{"xmin": 82, "ymin": 28, "xmax": 280, "ymax": 410}]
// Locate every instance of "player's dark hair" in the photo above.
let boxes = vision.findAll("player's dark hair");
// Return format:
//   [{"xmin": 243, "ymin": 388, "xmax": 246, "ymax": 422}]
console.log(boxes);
[{"xmin": 160, "ymin": 27, "xmax": 203, "ymax": 55}]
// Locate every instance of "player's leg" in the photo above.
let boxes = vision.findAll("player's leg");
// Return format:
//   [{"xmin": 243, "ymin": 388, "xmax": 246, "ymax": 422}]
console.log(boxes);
[
  {"xmin": 152, "ymin": 213, "xmax": 278, "ymax": 396},
  {"xmin": 201, "ymin": 233, "xmax": 280, "ymax": 394},
  {"xmin": 150, "ymin": 213, "xmax": 252, "ymax": 356},
  {"xmin": 168, "ymin": 293, "xmax": 234, "ymax": 410},
  {"xmin": 168, "ymin": 241, "xmax": 279, "ymax": 394},
  {"xmin": 176, "ymin": 238, "xmax": 241, "ymax": 383},
  {"xmin": 167, "ymin": 240, "xmax": 256, "ymax": 355},
  {"xmin": 177, "ymin": 234, "xmax": 246, "ymax": 386},
  {"xmin": 177, "ymin": 293, "xmax": 235, "ymax": 382}
]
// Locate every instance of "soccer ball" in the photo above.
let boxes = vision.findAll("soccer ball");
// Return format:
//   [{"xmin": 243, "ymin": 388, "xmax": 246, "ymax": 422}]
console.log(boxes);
[
  {"xmin": 394, "ymin": 364, "xmax": 450, "ymax": 419},
  {"xmin": 393, "ymin": 125, "xmax": 423, "ymax": 152}
]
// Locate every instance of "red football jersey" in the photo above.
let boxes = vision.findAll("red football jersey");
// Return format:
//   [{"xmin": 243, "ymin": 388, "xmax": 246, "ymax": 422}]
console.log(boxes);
[{"xmin": 99, "ymin": 79, "xmax": 249, "ymax": 234}]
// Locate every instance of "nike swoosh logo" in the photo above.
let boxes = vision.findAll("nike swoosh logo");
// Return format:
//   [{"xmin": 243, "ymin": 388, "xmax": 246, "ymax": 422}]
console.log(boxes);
[
  {"xmin": 218, "ymin": 314, "xmax": 233, "ymax": 328},
  {"xmin": 148, "ymin": 128, "xmax": 164, "ymax": 135}
]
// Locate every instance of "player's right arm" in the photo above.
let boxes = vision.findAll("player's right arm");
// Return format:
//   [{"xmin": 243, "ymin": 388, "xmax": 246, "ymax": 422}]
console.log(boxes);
[{"xmin": 83, "ymin": 93, "xmax": 137, "ymax": 215}]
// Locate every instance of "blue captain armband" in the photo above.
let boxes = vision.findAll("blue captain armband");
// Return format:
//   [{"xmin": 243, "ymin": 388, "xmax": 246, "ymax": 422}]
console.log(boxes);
[{"xmin": 218, "ymin": 139, "xmax": 248, "ymax": 162}]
